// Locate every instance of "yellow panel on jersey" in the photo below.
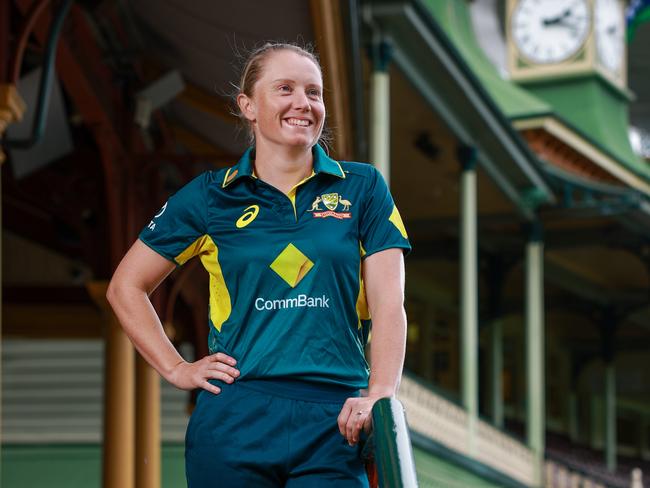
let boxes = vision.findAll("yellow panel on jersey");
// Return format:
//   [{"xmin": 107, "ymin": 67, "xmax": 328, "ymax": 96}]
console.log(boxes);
[
  {"xmin": 356, "ymin": 242, "xmax": 370, "ymax": 331},
  {"xmin": 199, "ymin": 236, "xmax": 231, "ymax": 332},
  {"xmin": 389, "ymin": 205, "xmax": 408, "ymax": 239},
  {"xmin": 174, "ymin": 235, "xmax": 232, "ymax": 332},
  {"xmin": 175, "ymin": 235, "xmax": 208, "ymax": 265},
  {"xmin": 287, "ymin": 171, "xmax": 316, "ymax": 220}
]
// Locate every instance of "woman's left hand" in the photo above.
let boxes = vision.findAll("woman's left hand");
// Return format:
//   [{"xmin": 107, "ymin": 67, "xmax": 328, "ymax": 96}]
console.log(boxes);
[{"xmin": 337, "ymin": 395, "xmax": 382, "ymax": 446}]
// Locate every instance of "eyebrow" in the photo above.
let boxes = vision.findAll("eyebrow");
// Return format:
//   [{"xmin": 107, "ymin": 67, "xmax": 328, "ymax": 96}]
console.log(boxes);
[{"xmin": 271, "ymin": 78, "xmax": 322, "ymax": 87}]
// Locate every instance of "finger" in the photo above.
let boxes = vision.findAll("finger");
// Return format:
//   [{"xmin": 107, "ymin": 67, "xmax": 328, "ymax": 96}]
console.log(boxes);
[
  {"xmin": 337, "ymin": 401, "xmax": 353, "ymax": 437},
  {"xmin": 207, "ymin": 362, "xmax": 240, "ymax": 377},
  {"xmin": 347, "ymin": 410, "xmax": 368, "ymax": 445},
  {"xmin": 209, "ymin": 352, "xmax": 237, "ymax": 366},
  {"xmin": 201, "ymin": 380, "xmax": 221, "ymax": 395},
  {"xmin": 206, "ymin": 370, "xmax": 236, "ymax": 383}
]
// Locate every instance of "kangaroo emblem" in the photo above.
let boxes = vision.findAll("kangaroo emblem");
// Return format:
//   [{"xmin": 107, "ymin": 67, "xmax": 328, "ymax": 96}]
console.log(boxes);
[{"xmin": 308, "ymin": 196, "xmax": 322, "ymax": 211}]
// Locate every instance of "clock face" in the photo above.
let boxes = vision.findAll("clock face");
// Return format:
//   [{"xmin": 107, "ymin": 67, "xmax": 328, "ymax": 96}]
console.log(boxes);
[
  {"xmin": 512, "ymin": 0, "xmax": 591, "ymax": 64},
  {"xmin": 595, "ymin": 0, "xmax": 624, "ymax": 73}
]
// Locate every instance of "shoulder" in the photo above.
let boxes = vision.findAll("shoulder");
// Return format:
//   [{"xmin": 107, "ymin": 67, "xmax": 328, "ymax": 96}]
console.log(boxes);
[
  {"xmin": 338, "ymin": 161, "xmax": 380, "ymax": 181},
  {"xmin": 338, "ymin": 161, "xmax": 386, "ymax": 193},
  {"xmin": 184, "ymin": 168, "xmax": 228, "ymax": 193},
  {"xmin": 177, "ymin": 169, "xmax": 222, "ymax": 188},
  {"xmin": 167, "ymin": 170, "xmax": 224, "ymax": 208}
]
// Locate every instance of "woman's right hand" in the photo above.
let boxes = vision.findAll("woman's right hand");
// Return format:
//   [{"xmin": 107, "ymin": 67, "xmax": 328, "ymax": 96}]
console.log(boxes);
[{"xmin": 167, "ymin": 353, "xmax": 240, "ymax": 395}]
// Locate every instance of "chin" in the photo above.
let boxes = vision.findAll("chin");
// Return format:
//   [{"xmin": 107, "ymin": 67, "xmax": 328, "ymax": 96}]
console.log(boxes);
[{"xmin": 283, "ymin": 136, "xmax": 316, "ymax": 148}]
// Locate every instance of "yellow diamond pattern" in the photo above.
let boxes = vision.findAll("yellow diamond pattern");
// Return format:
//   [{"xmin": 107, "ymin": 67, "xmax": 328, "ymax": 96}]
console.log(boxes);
[{"xmin": 270, "ymin": 243, "xmax": 314, "ymax": 288}]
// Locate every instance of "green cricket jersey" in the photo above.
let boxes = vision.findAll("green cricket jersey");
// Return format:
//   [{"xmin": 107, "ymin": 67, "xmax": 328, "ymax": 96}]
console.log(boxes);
[{"xmin": 139, "ymin": 144, "xmax": 411, "ymax": 389}]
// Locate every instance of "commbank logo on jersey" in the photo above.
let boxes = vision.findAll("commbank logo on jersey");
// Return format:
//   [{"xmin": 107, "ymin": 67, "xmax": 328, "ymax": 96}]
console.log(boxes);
[
  {"xmin": 269, "ymin": 243, "xmax": 313, "ymax": 287},
  {"xmin": 307, "ymin": 193, "xmax": 352, "ymax": 219},
  {"xmin": 258, "ymin": 243, "xmax": 329, "ymax": 311}
]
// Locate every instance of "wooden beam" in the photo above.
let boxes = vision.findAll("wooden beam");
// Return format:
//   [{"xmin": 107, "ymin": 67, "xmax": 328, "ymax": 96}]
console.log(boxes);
[
  {"xmin": 179, "ymin": 83, "xmax": 238, "ymax": 125},
  {"xmin": 310, "ymin": 0, "xmax": 354, "ymax": 160},
  {"xmin": 168, "ymin": 122, "xmax": 233, "ymax": 160},
  {"xmin": 140, "ymin": 59, "xmax": 237, "ymax": 127}
]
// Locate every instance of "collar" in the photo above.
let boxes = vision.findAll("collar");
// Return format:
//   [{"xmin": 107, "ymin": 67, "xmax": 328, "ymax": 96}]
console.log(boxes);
[{"xmin": 222, "ymin": 144, "xmax": 345, "ymax": 188}]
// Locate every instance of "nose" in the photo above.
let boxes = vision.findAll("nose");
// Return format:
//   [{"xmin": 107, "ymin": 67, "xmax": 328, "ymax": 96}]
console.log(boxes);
[{"xmin": 292, "ymin": 89, "xmax": 311, "ymax": 111}]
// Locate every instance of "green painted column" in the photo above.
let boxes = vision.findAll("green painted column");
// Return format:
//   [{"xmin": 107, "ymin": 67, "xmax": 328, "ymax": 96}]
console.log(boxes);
[
  {"xmin": 568, "ymin": 392, "xmax": 579, "ymax": 442},
  {"xmin": 525, "ymin": 222, "xmax": 545, "ymax": 487},
  {"xmin": 640, "ymin": 415, "xmax": 648, "ymax": 459},
  {"xmin": 369, "ymin": 40, "xmax": 391, "ymax": 185},
  {"xmin": 600, "ymin": 313, "xmax": 618, "ymax": 473},
  {"xmin": 490, "ymin": 319, "xmax": 504, "ymax": 428},
  {"xmin": 459, "ymin": 146, "xmax": 478, "ymax": 452},
  {"xmin": 605, "ymin": 363, "xmax": 617, "ymax": 472},
  {"xmin": 590, "ymin": 395, "xmax": 604, "ymax": 450}
]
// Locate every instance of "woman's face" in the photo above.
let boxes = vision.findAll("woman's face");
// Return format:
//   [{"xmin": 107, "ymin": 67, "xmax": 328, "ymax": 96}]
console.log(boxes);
[{"xmin": 240, "ymin": 50, "xmax": 325, "ymax": 150}]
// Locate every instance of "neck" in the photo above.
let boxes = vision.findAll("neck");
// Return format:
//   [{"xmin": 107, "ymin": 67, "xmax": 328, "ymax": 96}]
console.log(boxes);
[{"xmin": 253, "ymin": 141, "xmax": 314, "ymax": 194}]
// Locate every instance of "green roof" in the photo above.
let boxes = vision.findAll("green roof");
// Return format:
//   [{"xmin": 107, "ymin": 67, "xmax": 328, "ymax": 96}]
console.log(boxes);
[
  {"xmin": 422, "ymin": 0, "xmax": 551, "ymax": 120},
  {"xmin": 421, "ymin": 0, "xmax": 650, "ymax": 183}
]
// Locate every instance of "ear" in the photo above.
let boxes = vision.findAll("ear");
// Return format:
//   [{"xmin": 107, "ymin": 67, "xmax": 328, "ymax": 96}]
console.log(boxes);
[{"xmin": 237, "ymin": 93, "xmax": 256, "ymax": 122}]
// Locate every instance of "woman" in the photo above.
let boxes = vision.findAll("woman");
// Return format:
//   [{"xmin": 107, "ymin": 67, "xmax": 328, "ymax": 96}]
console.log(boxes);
[{"xmin": 107, "ymin": 43, "xmax": 410, "ymax": 487}]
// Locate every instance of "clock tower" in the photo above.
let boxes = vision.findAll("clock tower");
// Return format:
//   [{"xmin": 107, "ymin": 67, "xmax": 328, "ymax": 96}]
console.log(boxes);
[
  {"xmin": 505, "ymin": 0, "xmax": 649, "ymax": 187},
  {"xmin": 507, "ymin": 0, "xmax": 627, "ymax": 90}
]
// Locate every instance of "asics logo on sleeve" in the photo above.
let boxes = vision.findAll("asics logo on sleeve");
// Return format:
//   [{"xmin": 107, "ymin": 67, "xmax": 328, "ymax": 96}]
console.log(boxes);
[
  {"xmin": 146, "ymin": 202, "xmax": 169, "ymax": 231},
  {"xmin": 154, "ymin": 202, "xmax": 168, "ymax": 218},
  {"xmin": 236, "ymin": 205, "xmax": 259, "ymax": 228}
]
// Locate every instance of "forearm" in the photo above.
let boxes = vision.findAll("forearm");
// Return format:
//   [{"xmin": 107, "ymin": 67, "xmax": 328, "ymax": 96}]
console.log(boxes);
[
  {"xmin": 367, "ymin": 305, "xmax": 407, "ymax": 398},
  {"xmin": 106, "ymin": 282, "xmax": 184, "ymax": 381}
]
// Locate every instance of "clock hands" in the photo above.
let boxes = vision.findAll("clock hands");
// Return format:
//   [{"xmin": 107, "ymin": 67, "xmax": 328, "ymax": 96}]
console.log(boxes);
[
  {"xmin": 542, "ymin": 1, "xmax": 585, "ymax": 31},
  {"xmin": 541, "ymin": 7, "xmax": 586, "ymax": 35},
  {"xmin": 542, "ymin": 8, "xmax": 572, "ymax": 26}
]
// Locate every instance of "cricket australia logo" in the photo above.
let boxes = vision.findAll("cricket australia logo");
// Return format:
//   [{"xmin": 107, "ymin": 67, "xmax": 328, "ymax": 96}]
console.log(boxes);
[{"xmin": 307, "ymin": 193, "xmax": 352, "ymax": 219}]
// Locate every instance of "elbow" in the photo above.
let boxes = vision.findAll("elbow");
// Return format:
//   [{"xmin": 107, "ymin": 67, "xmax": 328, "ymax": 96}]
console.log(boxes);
[{"xmin": 105, "ymin": 277, "xmax": 121, "ymax": 310}]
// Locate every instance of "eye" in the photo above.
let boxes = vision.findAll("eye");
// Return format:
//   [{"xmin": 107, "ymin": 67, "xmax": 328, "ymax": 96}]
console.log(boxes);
[
  {"xmin": 278, "ymin": 84, "xmax": 292, "ymax": 93},
  {"xmin": 307, "ymin": 88, "xmax": 322, "ymax": 98}
]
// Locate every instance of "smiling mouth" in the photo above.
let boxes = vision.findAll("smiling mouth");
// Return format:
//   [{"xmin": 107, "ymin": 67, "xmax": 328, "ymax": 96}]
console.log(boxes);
[{"xmin": 284, "ymin": 118, "xmax": 313, "ymax": 127}]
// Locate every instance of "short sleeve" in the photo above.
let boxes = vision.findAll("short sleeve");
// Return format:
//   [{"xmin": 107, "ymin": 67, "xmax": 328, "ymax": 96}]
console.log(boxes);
[
  {"xmin": 359, "ymin": 167, "xmax": 411, "ymax": 259},
  {"xmin": 138, "ymin": 173, "xmax": 209, "ymax": 265}
]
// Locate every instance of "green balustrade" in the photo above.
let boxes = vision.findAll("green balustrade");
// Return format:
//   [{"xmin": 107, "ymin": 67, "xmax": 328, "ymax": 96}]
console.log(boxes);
[{"xmin": 367, "ymin": 397, "xmax": 419, "ymax": 488}]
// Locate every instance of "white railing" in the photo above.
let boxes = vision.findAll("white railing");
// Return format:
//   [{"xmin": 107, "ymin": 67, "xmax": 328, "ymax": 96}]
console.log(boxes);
[
  {"xmin": 398, "ymin": 375, "xmax": 647, "ymax": 488},
  {"xmin": 398, "ymin": 375, "xmax": 537, "ymax": 486},
  {"xmin": 544, "ymin": 461, "xmax": 646, "ymax": 488},
  {"xmin": 544, "ymin": 461, "xmax": 607, "ymax": 488}
]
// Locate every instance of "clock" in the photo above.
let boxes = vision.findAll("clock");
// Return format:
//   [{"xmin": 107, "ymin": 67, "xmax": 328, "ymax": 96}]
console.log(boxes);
[
  {"xmin": 594, "ymin": 0, "xmax": 625, "ymax": 76},
  {"xmin": 511, "ymin": 0, "xmax": 591, "ymax": 64},
  {"xmin": 507, "ymin": 0, "xmax": 629, "ymax": 91}
]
